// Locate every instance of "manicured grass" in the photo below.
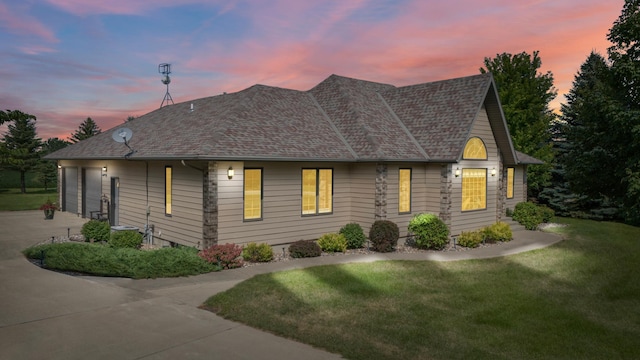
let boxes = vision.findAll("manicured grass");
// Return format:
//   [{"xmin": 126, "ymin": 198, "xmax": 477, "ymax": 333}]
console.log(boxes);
[
  {"xmin": 0, "ymin": 188, "xmax": 58, "ymax": 211},
  {"xmin": 23, "ymin": 242, "xmax": 220, "ymax": 278},
  {"xmin": 204, "ymin": 218, "xmax": 640, "ymax": 360}
]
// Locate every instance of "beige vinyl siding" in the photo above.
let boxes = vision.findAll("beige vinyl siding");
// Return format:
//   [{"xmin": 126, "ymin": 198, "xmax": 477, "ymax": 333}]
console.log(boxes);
[
  {"xmin": 218, "ymin": 161, "xmax": 353, "ymax": 246},
  {"xmin": 348, "ymin": 164, "xmax": 376, "ymax": 232},
  {"xmin": 450, "ymin": 107, "xmax": 500, "ymax": 235},
  {"xmin": 504, "ymin": 165, "xmax": 526, "ymax": 212}
]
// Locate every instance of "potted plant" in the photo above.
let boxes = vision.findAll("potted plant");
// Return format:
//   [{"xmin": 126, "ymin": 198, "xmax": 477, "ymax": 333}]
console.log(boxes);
[{"xmin": 39, "ymin": 199, "xmax": 59, "ymax": 220}]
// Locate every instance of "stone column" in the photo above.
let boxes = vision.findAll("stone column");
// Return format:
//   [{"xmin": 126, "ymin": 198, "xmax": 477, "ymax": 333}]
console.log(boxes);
[
  {"xmin": 497, "ymin": 155, "xmax": 505, "ymax": 221},
  {"xmin": 202, "ymin": 161, "xmax": 218, "ymax": 249},
  {"xmin": 374, "ymin": 163, "xmax": 388, "ymax": 220},
  {"xmin": 439, "ymin": 164, "xmax": 452, "ymax": 228}
]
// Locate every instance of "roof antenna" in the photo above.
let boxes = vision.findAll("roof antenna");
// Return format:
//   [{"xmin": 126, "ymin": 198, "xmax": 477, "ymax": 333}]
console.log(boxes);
[
  {"xmin": 111, "ymin": 128, "xmax": 136, "ymax": 158},
  {"xmin": 158, "ymin": 63, "xmax": 174, "ymax": 108}
]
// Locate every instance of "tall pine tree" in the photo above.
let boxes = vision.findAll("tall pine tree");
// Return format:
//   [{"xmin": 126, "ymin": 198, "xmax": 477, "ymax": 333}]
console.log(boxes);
[
  {"xmin": 70, "ymin": 117, "xmax": 101, "ymax": 143},
  {"xmin": 607, "ymin": 0, "xmax": 640, "ymax": 224},
  {"xmin": 0, "ymin": 110, "xmax": 42, "ymax": 193},
  {"xmin": 480, "ymin": 51, "xmax": 556, "ymax": 198}
]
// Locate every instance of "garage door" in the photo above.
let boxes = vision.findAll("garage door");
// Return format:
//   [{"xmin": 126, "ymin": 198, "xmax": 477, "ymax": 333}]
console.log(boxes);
[
  {"xmin": 63, "ymin": 167, "xmax": 78, "ymax": 214},
  {"xmin": 82, "ymin": 168, "xmax": 102, "ymax": 218}
]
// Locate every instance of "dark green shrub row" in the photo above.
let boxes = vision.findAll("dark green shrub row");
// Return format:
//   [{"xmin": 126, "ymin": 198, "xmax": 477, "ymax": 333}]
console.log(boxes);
[
  {"xmin": 198, "ymin": 243, "xmax": 244, "ymax": 269},
  {"xmin": 109, "ymin": 230, "xmax": 143, "ymax": 249},
  {"xmin": 81, "ymin": 220, "xmax": 110, "ymax": 242},
  {"xmin": 369, "ymin": 220, "xmax": 399, "ymax": 252},
  {"xmin": 513, "ymin": 202, "xmax": 555, "ymax": 230},
  {"xmin": 408, "ymin": 213, "xmax": 449, "ymax": 250},
  {"xmin": 242, "ymin": 242, "xmax": 274, "ymax": 262},
  {"xmin": 23, "ymin": 243, "xmax": 218, "ymax": 278},
  {"xmin": 318, "ymin": 233, "xmax": 347, "ymax": 253},
  {"xmin": 289, "ymin": 240, "xmax": 321, "ymax": 258},
  {"xmin": 339, "ymin": 223, "xmax": 366, "ymax": 249}
]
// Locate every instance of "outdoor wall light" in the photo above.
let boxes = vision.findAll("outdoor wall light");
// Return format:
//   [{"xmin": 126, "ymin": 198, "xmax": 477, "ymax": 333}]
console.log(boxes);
[
  {"xmin": 454, "ymin": 167, "xmax": 460, "ymax": 177},
  {"xmin": 57, "ymin": 164, "xmax": 62, "ymax": 169},
  {"xmin": 227, "ymin": 166, "xmax": 234, "ymax": 179},
  {"xmin": 491, "ymin": 168, "xmax": 497, "ymax": 177},
  {"xmin": 102, "ymin": 166, "xmax": 108, "ymax": 172}
]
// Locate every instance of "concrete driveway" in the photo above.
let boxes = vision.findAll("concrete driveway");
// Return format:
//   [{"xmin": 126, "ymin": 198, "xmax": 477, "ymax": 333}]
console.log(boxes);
[{"xmin": 0, "ymin": 211, "xmax": 343, "ymax": 360}]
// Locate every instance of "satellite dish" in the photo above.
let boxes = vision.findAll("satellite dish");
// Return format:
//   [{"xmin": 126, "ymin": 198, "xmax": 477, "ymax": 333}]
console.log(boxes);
[{"xmin": 112, "ymin": 128, "xmax": 133, "ymax": 143}]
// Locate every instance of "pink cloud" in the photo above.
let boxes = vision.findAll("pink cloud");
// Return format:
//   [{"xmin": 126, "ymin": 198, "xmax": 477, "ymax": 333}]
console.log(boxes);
[
  {"xmin": 0, "ymin": 2, "xmax": 58, "ymax": 44},
  {"xmin": 44, "ymin": 0, "xmax": 232, "ymax": 16}
]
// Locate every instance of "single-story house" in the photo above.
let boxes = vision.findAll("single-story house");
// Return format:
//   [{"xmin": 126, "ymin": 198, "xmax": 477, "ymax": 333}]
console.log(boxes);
[{"xmin": 48, "ymin": 72, "xmax": 542, "ymax": 249}]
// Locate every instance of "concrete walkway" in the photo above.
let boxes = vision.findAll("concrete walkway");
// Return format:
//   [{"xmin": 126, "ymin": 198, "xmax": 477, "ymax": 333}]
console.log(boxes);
[{"xmin": 0, "ymin": 211, "xmax": 562, "ymax": 360}]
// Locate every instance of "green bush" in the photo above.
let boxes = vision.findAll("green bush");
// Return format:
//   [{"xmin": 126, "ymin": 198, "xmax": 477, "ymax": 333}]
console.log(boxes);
[
  {"xmin": 317, "ymin": 233, "xmax": 347, "ymax": 253},
  {"xmin": 540, "ymin": 205, "xmax": 555, "ymax": 223},
  {"xmin": 22, "ymin": 242, "xmax": 218, "ymax": 278},
  {"xmin": 457, "ymin": 231, "xmax": 483, "ymax": 248},
  {"xmin": 407, "ymin": 213, "xmax": 449, "ymax": 250},
  {"xmin": 339, "ymin": 223, "xmax": 366, "ymax": 249},
  {"xmin": 288, "ymin": 240, "xmax": 322, "ymax": 258},
  {"xmin": 369, "ymin": 220, "xmax": 399, "ymax": 253},
  {"xmin": 242, "ymin": 243, "xmax": 274, "ymax": 262},
  {"xmin": 505, "ymin": 208, "xmax": 514, "ymax": 217},
  {"xmin": 81, "ymin": 220, "xmax": 110, "ymax": 242},
  {"xmin": 109, "ymin": 230, "xmax": 143, "ymax": 249},
  {"xmin": 513, "ymin": 202, "xmax": 555, "ymax": 230},
  {"xmin": 481, "ymin": 222, "xmax": 513, "ymax": 242}
]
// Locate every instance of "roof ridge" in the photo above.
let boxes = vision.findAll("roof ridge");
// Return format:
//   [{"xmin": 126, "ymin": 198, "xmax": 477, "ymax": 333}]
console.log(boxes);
[
  {"xmin": 377, "ymin": 92, "xmax": 430, "ymax": 160},
  {"xmin": 307, "ymin": 93, "xmax": 359, "ymax": 160}
]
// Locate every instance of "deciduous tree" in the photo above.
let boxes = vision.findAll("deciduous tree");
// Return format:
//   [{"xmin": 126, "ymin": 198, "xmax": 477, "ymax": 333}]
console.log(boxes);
[{"xmin": 480, "ymin": 51, "xmax": 556, "ymax": 198}]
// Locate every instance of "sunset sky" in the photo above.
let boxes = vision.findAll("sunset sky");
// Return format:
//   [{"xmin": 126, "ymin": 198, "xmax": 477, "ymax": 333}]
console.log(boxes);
[{"xmin": 0, "ymin": 0, "xmax": 624, "ymax": 141}]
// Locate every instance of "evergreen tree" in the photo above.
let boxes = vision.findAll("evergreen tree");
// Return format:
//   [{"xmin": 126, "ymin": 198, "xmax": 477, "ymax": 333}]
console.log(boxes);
[
  {"xmin": 36, "ymin": 137, "xmax": 70, "ymax": 191},
  {"xmin": 0, "ymin": 110, "xmax": 42, "ymax": 193},
  {"xmin": 549, "ymin": 52, "xmax": 621, "ymax": 220},
  {"xmin": 70, "ymin": 117, "xmax": 101, "ymax": 143},
  {"xmin": 480, "ymin": 51, "xmax": 556, "ymax": 198},
  {"xmin": 607, "ymin": 0, "xmax": 640, "ymax": 224}
]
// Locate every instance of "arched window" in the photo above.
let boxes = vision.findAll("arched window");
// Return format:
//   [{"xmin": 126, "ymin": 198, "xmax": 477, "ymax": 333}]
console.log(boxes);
[{"xmin": 463, "ymin": 137, "xmax": 487, "ymax": 160}]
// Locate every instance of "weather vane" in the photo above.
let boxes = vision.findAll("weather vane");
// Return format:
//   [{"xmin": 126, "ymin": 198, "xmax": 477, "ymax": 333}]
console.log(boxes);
[{"xmin": 158, "ymin": 63, "xmax": 174, "ymax": 108}]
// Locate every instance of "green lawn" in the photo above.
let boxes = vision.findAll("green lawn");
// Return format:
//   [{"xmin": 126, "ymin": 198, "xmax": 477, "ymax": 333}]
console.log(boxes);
[
  {"xmin": 204, "ymin": 218, "xmax": 640, "ymax": 360},
  {"xmin": 0, "ymin": 188, "xmax": 58, "ymax": 211}
]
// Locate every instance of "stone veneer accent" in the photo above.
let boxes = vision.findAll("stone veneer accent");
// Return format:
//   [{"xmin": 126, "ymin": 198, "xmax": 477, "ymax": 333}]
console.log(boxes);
[
  {"xmin": 374, "ymin": 163, "xmax": 388, "ymax": 220},
  {"xmin": 202, "ymin": 161, "xmax": 218, "ymax": 248},
  {"xmin": 497, "ymin": 155, "xmax": 504, "ymax": 221},
  {"xmin": 439, "ymin": 164, "xmax": 452, "ymax": 228}
]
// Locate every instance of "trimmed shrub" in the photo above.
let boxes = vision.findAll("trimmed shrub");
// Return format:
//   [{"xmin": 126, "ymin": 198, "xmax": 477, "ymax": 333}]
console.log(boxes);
[
  {"xmin": 481, "ymin": 222, "xmax": 513, "ymax": 243},
  {"xmin": 408, "ymin": 213, "xmax": 449, "ymax": 250},
  {"xmin": 540, "ymin": 205, "xmax": 555, "ymax": 223},
  {"xmin": 22, "ymin": 242, "xmax": 218, "ymax": 278},
  {"xmin": 318, "ymin": 233, "xmax": 347, "ymax": 253},
  {"xmin": 109, "ymin": 230, "xmax": 143, "ymax": 249},
  {"xmin": 513, "ymin": 202, "xmax": 555, "ymax": 230},
  {"xmin": 242, "ymin": 243, "xmax": 274, "ymax": 262},
  {"xmin": 457, "ymin": 231, "xmax": 483, "ymax": 248},
  {"xmin": 339, "ymin": 223, "xmax": 366, "ymax": 249},
  {"xmin": 369, "ymin": 220, "xmax": 399, "ymax": 253},
  {"xmin": 81, "ymin": 220, "xmax": 110, "ymax": 242},
  {"xmin": 288, "ymin": 240, "xmax": 322, "ymax": 258},
  {"xmin": 198, "ymin": 243, "xmax": 244, "ymax": 269}
]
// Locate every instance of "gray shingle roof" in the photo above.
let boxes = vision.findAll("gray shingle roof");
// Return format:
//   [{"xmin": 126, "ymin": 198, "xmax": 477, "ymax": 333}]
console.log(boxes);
[{"xmin": 48, "ymin": 73, "xmax": 538, "ymax": 164}]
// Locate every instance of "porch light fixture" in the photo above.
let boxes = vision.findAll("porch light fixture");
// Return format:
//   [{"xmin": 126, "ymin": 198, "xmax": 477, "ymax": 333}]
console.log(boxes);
[
  {"xmin": 491, "ymin": 167, "xmax": 496, "ymax": 177},
  {"xmin": 102, "ymin": 166, "xmax": 107, "ymax": 172},
  {"xmin": 227, "ymin": 166, "xmax": 234, "ymax": 179},
  {"xmin": 454, "ymin": 167, "xmax": 460, "ymax": 177},
  {"xmin": 57, "ymin": 165, "xmax": 62, "ymax": 169}
]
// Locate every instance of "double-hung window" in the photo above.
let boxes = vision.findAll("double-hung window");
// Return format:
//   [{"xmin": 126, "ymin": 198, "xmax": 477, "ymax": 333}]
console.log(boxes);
[
  {"xmin": 244, "ymin": 168, "xmax": 262, "ymax": 220},
  {"xmin": 165, "ymin": 166, "xmax": 172, "ymax": 216},
  {"xmin": 302, "ymin": 169, "xmax": 332, "ymax": 215},
  {"xmin": 507, "ymin": 167, "xmax": 514, "ymax": 199},
  {"xmin": 399, "ymin": 169, "xmax": 411, "ymax": 213}
]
